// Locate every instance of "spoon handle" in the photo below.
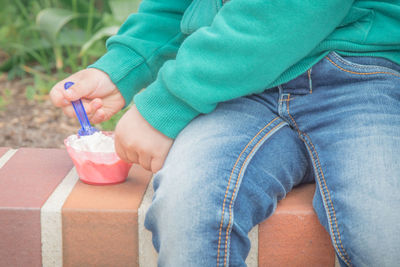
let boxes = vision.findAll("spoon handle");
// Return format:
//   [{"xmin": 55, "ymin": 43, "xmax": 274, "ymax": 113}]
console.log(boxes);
[{"xmin": 64, "ymin": 82, "xmax": 98, "ymax": 136}]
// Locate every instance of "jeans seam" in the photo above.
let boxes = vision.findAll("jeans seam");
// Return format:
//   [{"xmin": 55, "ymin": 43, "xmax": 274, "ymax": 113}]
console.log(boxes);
[
  {"xmin": 331, "ymin": 51, "xmax": 386, "ymax": 70},
  {"xmin": 308, "ymin": 68, "xmax": 313, "ymax": 94},
  {"xmin": 302, "ymin": 133, "xmax": 352, "ymax": 266},
  {"xmin": 286, "ymin": 99, "xmax": 352, "ymax": 266},
  {"xmin": 223, "ymin": 121, "xmax": 286, "ymax": 266},
  {"xmin": 325, "ymin": 55, "xmax": 400, "ymax": 79},
  {"xmin": 216, "ymin": 116, "xmax": 281, "ymax": 267}
]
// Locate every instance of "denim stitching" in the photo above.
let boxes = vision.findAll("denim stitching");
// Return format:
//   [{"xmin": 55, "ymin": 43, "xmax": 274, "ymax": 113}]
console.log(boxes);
[
  {"xmin": 325, "ymin": 56, "xmax": 400, "ymax": 79},
  {"xmin": 286, "ymin": 99, "xmax": 352, "ymax": 266},
  {"xmin": 277, "ymin": 89, "xmax": 286, "ymax": 117},
  {"xmin": 223, "ymin": 121, "xmax": 286, "ymax": 266},
  {"xmin": 278, "ymin": 94, "xmax": 291, "ymax": 102},
  {"xmin": 303, "ymin": 133, "xmax": 352, "ymax": 265},
  {"xmin": 308, "ymin": 68, "xmax": 313, "ymax": 94},
  {"xmin": 216, "ymin": 116, "xmax": 280, "ymax": 266},
  {"xmin": 331, "ymin": 52, "xmax": 398, "ymax": 72},
  {"xmin": 285, "ymin": 95, "xmax": 301, "ymax": 136},
  {"xmin": 303, "ymin": 135, "xmax": 352, "ymax": 266},
  {"xmin": 332, "ymin": 52, "xmax": 372, "ymax": 69}
]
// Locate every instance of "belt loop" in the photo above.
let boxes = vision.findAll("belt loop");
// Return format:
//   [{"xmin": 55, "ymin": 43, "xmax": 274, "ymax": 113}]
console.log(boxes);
[
  {"xmin": 278, "ymin": 85, "xmax": 283, "ymax": 96},
  {"xmin": 308, "ymin": 68, "xmax": 313, "ymax": 94}
]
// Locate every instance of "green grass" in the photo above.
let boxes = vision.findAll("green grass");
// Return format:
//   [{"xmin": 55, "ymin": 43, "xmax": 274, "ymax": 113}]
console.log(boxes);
[
  {"xmin": 0, "ymin": 0, "xmax": 141, "ymax": 80},
  {"xmin": 0, "ymin": 88, "xmax": 11, "ymax": 110},
  {"xmin": 98, "ymin": 108, "xmax": 128, "ymax": 131},
  {"xmin": 0, "ymin": 0, "xmax": 141, "ymax": 129}
]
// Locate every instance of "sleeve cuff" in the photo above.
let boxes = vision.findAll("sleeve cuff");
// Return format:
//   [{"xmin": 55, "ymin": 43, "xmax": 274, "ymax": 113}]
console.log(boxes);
[
  {"xmin": 88, "ymin": 45, "xmax": 153, "ymax": 107},
  {"xmin": 134, "ymin": 82, "xmax": 200, "ymax": 139}
]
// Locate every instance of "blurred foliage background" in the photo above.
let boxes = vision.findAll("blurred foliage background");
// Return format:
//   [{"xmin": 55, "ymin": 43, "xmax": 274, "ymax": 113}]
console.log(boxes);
[{"xmin": 0, "ymin": 0, "xmax": 140, "ymax": 129}]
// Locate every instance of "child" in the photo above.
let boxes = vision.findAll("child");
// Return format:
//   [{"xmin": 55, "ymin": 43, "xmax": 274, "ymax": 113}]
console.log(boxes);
[{"xmin": 50, "ymin": 0, "xmax": 400, "ymax": 266}]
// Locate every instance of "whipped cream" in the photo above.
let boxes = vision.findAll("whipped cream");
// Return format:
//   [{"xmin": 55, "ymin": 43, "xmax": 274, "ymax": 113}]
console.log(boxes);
[{"xmin": 68, "ymin": 132, "xmax": 115, "ymax": 153}]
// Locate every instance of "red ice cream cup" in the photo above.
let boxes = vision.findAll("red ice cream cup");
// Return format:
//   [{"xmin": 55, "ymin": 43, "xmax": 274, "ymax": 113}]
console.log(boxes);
[{"xmin": 64, "ymin": 132, "xmax": 132, "ymax": 185}]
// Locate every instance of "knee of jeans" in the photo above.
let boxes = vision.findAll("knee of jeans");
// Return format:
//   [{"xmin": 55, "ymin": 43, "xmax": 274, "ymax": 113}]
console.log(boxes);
[
  {"xmin": 342, "ymin": 200, "xmax": 399, "ymax": 264},
  {"xmin": 342, "ymin": 212, "xmax": 400, "ymax": 266},
  {"xmin": 144, "ymin": 167, "xmax": 223, "ymax": 258},
  {"xmin": 144, "ymin": 136, "xmax": 228, "ymax": 248}
]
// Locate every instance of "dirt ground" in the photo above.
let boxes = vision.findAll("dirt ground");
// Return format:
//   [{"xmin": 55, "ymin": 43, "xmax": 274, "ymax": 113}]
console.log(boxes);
[{"xmin": 0, "ymin": 73, "xmax": 80, "ymax": 148}]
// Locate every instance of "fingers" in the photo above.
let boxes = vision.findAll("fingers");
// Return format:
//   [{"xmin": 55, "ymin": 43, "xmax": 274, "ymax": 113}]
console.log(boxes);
[
  {"xmin": 116, "ymin": 148, "xmax": 158, "ymax": 172},
  {"xmin": 49, "ymin": 85, "xmax": 70, "ymax": 107},
  {"xmin": 113, "ymin": 106, "xmax": 173, "ymax": 172},
  {"xmin": 114, "ymin": 138, "xmax": 155, "ymax": 172},
  {"xmin": 90, "ymin": 108, "xmax": 106, "ymax": 124},
  {"xmin": 114, "ymin": 145, "xmax": 168, "ymax": 173},
  {"xmin": 115, "ymin": 139, "xmax": 129, "ymax": 163},
  {"xmin": 62, "ymin": 98, "xmax": 103, "ymax": 120},
  {"xmin": 61, "ymin": 80, "xmax": 95, "ymax": 102},
  {"xmin": 50, "ymin": 69, "xmax": 101, "ymax": 107},
  {"xmin": 115, "ymin": 139, "xmax": 140, "ymax": 165},
  {"xmin": 150, "ymin": 157, "xmax": 164, "ymax": 173},
  {"xmin": 138, "ymin": 154, "xmax": 152, "ymax": 172}
]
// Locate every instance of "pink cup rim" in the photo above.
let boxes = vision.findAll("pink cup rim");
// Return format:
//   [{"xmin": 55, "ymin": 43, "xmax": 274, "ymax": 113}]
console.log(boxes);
[
  {"xmin": 64, "ymin": 131, "xmax": 117, "ymax": 155},
  {"xmin": 64, "ymin": 132, "xmax": 132, "ymax": 185}
]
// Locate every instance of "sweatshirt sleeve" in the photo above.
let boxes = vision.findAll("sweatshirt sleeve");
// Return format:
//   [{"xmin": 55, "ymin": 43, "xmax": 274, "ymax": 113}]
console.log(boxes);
[
  {"xmin": 88, "ymin": 0, "xmax": 192, "ymax": 106},
  {"xmin": 134, "ymin": 0, "xmax": 354, "ymax": 138}
]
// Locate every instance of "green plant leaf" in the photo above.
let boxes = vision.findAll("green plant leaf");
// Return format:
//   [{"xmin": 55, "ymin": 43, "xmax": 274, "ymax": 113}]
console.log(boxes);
[
  {"xmin": 0, "ymin": 58, "xmax": 12, "ymax": 72},
  {"xmin": 99, "ymin": 108, "xmax": 128, "ymax": 131},
  {"xmin": 4, "ymin": 39, "xmax": 52, "ymax": 53},
  {"xmin": 108, "ymin": 0, "xmax": 140, "ymax": 23},
  {"xmin": 79, "ymin": 26, "xmax": 119, "ymax": 56},
  {"xmin": 83, "ymin": 41, "xmax": 107, "ymax": 58},
  {"xmin": 36, "ymin": 8, "xmax": 79, "ymax": 43},
  {"xmin": 58, "ymin": 29, "xmax": 86, "ymax": 46},
  {"xmin": 25, "ymin": 85, "xmax": 36, "ymax": 100}
]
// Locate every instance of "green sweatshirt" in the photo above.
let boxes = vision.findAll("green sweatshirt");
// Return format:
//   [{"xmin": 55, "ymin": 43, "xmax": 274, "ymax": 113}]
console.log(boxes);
[{"xmin": 90, "ymin": 0, "xmax": 400, "ymax": 138}]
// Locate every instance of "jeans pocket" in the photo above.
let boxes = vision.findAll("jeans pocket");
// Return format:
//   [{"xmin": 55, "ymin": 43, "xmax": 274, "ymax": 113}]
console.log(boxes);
[{"xmin": 326, "ymin": 51, "xmax": 400, "ymax": 78}]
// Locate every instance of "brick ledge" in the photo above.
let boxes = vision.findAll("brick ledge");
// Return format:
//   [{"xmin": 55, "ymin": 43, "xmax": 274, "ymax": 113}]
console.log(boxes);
[{"xmin": 0, "ymin": 148, "xmax": 337, "ymax": 267}]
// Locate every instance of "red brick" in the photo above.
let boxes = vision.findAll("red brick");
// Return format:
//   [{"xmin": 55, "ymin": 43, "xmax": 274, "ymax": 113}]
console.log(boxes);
[
  {"xmin": 0, "ymin": 148, "xmax": 73, "ymax": 267},
  {"xmin": 258, "ymin": 183, "xmax": 335, "ymax": 267},
  {"xmin": 62, "ymin": 164, "xmax": 152, "ymax": 267}
]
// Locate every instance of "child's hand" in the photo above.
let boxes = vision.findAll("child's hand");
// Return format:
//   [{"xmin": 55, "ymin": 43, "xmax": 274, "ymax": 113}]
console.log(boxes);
[
  {"xmin": 114, "ymin": 105, "xmax": 173, "ymax": 173},
  {"xmin": 50, "ymin": 68, "xmax": 125, "ymax": 124}
]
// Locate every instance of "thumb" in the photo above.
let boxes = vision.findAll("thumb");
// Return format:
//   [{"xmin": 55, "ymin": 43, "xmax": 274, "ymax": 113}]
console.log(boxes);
[
  {"xmin": 59, "ymin": 76, "xmax": 100, "ymax": 101},
  {"xmin": 62, "ymin": 81, "xmax": 96, "ymax": 101}
]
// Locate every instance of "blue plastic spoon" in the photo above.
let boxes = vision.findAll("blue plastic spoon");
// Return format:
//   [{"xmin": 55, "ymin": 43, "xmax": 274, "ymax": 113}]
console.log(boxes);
[{"xmin": 64, "ymin": 81, "xmax": 98, "ymax": 136}]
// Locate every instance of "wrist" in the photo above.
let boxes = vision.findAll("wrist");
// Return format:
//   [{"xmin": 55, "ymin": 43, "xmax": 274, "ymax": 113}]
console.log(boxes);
[{"xmin": 88, "ymin": 46, "xmax": 153, "ymax": 108}]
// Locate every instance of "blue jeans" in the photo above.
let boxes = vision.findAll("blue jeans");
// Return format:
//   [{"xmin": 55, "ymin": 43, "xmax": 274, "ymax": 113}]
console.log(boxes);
[{"xmin": 144, "ymin": 52, "xmax": 400, "ymax": 267}]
